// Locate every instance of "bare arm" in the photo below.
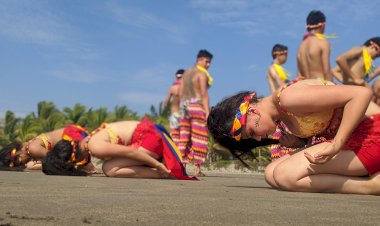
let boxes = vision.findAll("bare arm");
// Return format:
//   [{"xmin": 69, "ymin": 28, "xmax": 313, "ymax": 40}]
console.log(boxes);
[
  {"xmin": 164, "ymin": 86, "xmax": 172, "ymax": 108},
  {"xmin": 266, "ymin": 74, "xmax": 276, "ymax": 94},
  {"xmin": 368, "ymin": 65, "xmax": 380, "ymax": 82},
  {"xmin": 281, "ymin": 83, "xmax": 372, "ymax": 151},
  {"xmin": 28, "ymin": 142, "xmax": 49, "ymax": 160},
  {"xmin": 90, "ymin": 142, "xmax": 164, "ymax": 169},
  {"xmin": 199, "ymin": 72, "xmax": 210, "ymax": 117},
  {"xmin": 267, "ymin": 66, "xmax": 285, "ymax": 93},
  {"xmin": 25, "ymin": 161, "xmax": 42, "ymax": 170},
  {"xmin": 336, "ymin": 47, "xmax": 364, "ymax": 85},
  {"xmin": 178, "ymin": 77, "xmax": 184, "ymax": 101},
  {"xmin": 321, "ymin": 41, "xmax": 333, "ymax": 81}
]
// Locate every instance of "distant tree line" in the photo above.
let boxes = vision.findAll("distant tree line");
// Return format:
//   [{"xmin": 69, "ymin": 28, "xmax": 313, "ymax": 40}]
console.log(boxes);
[
  {"xmin": 0, "ymin": 101, "xmax": 170, "ymax": 147},
  {"xmin": 0, "ymin": 101, "xmax": 271, "ymax": 166}
]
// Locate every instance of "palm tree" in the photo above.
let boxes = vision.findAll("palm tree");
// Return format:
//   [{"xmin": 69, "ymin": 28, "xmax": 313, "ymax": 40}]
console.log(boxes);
[
  {"xmin": 110, "ymin": 105, "xmax": 139, "ymax": 122},
  {"xmin": 17, "ymin": 113, "xmax": 40, "ymax": 142},
  {"xmin": 36, "ymin": 101, "xmax": 66, "ymax": 132},
  {"xmin": 3, "ymin": 111, "xmax": 20, "ymax": 143},
  {"xmin": 149, "ymin": 101, "xmax": 170, "ymax": 127},
  {"xmin": 63, "ymin": 103, "xmax": 87, "ymax": 126},
  {"xmin": 85, "ymin": 108, "xmax": 110, "ymax": 131}
]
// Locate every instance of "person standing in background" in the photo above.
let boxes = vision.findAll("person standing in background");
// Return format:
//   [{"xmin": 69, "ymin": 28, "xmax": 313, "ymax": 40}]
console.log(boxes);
[
  {"xmin": 178, "ymin": 49, "xmax": 213, "ymax": 176},
  {"xmin": 266, "ymin": 44, "xmax": 291, "ymax": 93},
  {"xmin": 164, "ymin": 69, "xmax": 185, "ymax": 146}
]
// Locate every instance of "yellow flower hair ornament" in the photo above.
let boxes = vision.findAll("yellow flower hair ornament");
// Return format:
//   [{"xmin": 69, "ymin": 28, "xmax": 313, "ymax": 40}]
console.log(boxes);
[{"xmin": 9, "ymin": 148, "xmax": 17, "ymax": 168}]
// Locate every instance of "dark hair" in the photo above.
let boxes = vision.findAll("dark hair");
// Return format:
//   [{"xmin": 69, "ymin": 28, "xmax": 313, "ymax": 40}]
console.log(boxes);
[
  {"xmin": 0, "ymin": 142, "xmax": 24, "ymax": 169},
  {"xmin": 42, "ymin": 140, "xmax": 87, "ymax": 176},
  {"xmin": 197, "ymin": 49, "xmax": 213, "ymax": 59},
  {"xmin": 175, "ymin": 69, "xmax": 185, "ymax": 78},
  {"xmin": 207, "ymin": 91, "xmax": 279, "ymax": 167},
  {"xmin": 306, "ymin": 10, "xmax": 326, "ymax": 31},
  {"xmin": 176, "ymin": 69, "xmax": 185, "ymax": 75},
  {"xmin": 363, "ymin": 37, "xmax": 380, "ymax": 47},
  {"xmin": 271, "ymin": 44, "xmax": 288, "ymax": 59}
]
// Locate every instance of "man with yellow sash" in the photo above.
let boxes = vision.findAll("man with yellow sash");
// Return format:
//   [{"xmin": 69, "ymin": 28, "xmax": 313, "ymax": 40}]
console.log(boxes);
[
  {"xmin": 178, "ymin": 49, "xmax": 213, "ymax": 176},
  {"xmin": 297, "ymin": 10, "xmax": 333, "ymax": 81},
  {"xmin": 332, "ymin": 37, "xmax": 380, "ymax": 87},
  {"xmin": 266, "ymin": 44, "xmax": 291, "ymax": 93}
]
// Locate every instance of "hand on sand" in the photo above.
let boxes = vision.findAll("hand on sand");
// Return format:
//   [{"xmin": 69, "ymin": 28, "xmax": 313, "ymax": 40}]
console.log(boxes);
[
  {"xmin": 155, "ymin": 162, "xmax": 172, "ymax": 178},
  {"xmin": 304, "ymin": 142, "xmax": 338, "ymax": 164}
]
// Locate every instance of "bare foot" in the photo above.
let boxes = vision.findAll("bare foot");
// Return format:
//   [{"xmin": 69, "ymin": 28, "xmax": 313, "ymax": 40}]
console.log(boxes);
[
  {"xmin": 194, "ymin": 172, "xmax": 206, "ymax": 177},
  {"xmin": 194, "ymin": 165, "xmax": 205, "ymax": 177},
  {"xmin": 369, "ymin": 172, "xmax": 380, "ymax": 195}
]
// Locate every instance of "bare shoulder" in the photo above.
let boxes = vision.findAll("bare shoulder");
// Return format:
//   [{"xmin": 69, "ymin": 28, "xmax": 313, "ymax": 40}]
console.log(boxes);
[
  {"xmin": 373, "ymin": 79, "xmax": 380, "ymax": 88},
  {"xmin": 342, "ymin": 46, "xmax": 363, "ymax": 56},
  {"xmin": 319, "ymin": 39, "xmax": 330, "ymax": 48}
]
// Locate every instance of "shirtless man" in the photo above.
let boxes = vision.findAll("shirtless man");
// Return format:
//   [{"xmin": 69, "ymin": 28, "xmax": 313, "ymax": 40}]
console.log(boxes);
[
  {"xmin": 372, "ymin": 79, "xmax": 380, "ymax": 105},
  {"xmin": 297, "ymin": 10, "xmax": 333, "ymax": 81},
  {"xmin": 178, "ymin": 49, "xmax": 213, "ymax": 176},
  {"xmin": 332, "ymin": 37, "xmax": 380, "ymax": 86},
  {"xmin": 164, "ymin": 69, "xmax": 184, "ymax": 146},
  {"xmin": 266, "ymin": 43, "xmax": 291, "ymax": 93}
]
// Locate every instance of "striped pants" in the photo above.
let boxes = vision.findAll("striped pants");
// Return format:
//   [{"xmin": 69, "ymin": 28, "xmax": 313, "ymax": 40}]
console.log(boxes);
[
  {"xmin": 169, "ymin": 112, "xmax": 181, "ymax": 147},
  {"xmin": 179, "ymin": 103, "xmax": 209, "ymax": 165}
]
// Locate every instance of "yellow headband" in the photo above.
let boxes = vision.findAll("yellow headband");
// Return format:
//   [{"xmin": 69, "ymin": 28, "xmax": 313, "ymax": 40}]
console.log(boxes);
[
  {"xmin": 9, "ymin": 148, "xmax": 17, "ymax": 168},
  {"xmin": 230, "ymin": 93, "xmax": 256, "ymax": 141}
]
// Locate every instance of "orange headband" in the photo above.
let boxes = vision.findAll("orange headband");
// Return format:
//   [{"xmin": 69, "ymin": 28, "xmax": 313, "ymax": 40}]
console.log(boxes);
[
  {"xmin": 305, "ymin": 22, "xmax": 326, "ymax": 29},
  {"xmin": 273, "ymin": 50, "xmax": 288, "ymax": 56}
]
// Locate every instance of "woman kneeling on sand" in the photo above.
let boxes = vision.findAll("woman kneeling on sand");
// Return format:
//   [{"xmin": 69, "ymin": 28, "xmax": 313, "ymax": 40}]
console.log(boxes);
[
  {"xmin": 207, "ymin": 79, "xmax": 380, "ymax": 195},
  {"xmin": 42, "ymin": 117, "xmax": 195, "ymax": 180}
]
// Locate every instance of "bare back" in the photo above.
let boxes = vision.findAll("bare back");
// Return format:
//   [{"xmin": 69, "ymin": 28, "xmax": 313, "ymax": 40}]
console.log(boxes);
[
  {"xmin": 90, "ymin": 121, "xmax": 139, "ymax": 145},
  {"xmin": 28, "ymin": 128, "xmax": 65, "ymax": 160},
  {"xmin": 297, "ymin": 36, "xmax": 332, "ymax": 81},
  {"xmin": 169, "ymin": 83, "xmax": 180, "ymax": 113},
  {"xmin": 181, "ymin": 67, "xmax": 205, "ymax": 100}
]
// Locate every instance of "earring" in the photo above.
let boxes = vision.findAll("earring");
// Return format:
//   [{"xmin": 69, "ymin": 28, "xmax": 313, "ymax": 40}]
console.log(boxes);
[{"xmin": 254, "ymin": 114, "xmax": 261, "ymax": 127}]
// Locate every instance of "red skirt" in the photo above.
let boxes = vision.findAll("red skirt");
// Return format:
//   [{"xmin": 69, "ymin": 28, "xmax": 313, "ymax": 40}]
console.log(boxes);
[{"xmin": 344, "ymin": 114, "xmax": 380, "ymax": 174}]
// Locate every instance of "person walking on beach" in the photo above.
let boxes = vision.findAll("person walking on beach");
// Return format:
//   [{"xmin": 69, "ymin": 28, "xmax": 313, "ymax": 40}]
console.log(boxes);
[
  {"xmin": 266, "ymin": 44, "xmax": 291, "ymax": 93},
  {"xmin": 164, "ymin": 69, "xmax": 185, "ymax": 146},
  {"xmin": 178, "ymin": 49, "xmax": 213, "ymax": 176},
  {"xmin": 297, "ymin": 10, "xmax": 333, "ymax": 81},
  {"xmin": 332, "ymin": 37, "xmax": 380, "ymax": 86}
]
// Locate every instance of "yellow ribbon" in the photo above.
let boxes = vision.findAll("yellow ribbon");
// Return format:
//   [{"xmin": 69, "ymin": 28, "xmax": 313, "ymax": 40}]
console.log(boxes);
[
  {"xmin": 313, "ymin": 33, "xmax": 336, "ymax": 40},
  {"xmin": 196, "ymin": 65, "xmax": 213, "ymax": 87},
  {"xmin": 363, "ymin": 48, "xmax": 373, "ymax": 76},
  {"xmin": 273, "ymin": 64, "xmax": 291, "ymax": 82}
]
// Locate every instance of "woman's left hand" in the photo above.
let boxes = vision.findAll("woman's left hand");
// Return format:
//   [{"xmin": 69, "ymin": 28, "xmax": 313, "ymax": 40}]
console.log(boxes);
[{"xmin": 304, "ymin": 142, "xmax": 339, "ymax": 164}]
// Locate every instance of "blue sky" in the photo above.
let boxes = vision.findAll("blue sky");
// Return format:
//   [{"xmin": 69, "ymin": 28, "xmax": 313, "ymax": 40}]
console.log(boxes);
[{"xmin": 1, "ymin": 0, "xmax": 379, "ymax": 118}]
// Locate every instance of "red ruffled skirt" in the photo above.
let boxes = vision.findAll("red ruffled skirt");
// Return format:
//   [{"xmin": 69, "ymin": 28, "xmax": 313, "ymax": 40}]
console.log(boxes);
[{"xmin": 344, "ymin": 114, "xmax": 380, "ymax": 174}]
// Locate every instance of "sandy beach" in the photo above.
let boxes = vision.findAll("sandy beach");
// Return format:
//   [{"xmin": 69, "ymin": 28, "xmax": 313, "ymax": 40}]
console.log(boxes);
[{"xmin": 1, "ymin": 170, "xmax": 379, "ymax": 226}]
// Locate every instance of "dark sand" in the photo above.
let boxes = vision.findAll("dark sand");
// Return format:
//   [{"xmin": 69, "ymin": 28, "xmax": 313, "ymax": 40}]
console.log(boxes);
[{"xmin": 0, "ymin": 171, "xmax": 379, "ymax": 226}]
